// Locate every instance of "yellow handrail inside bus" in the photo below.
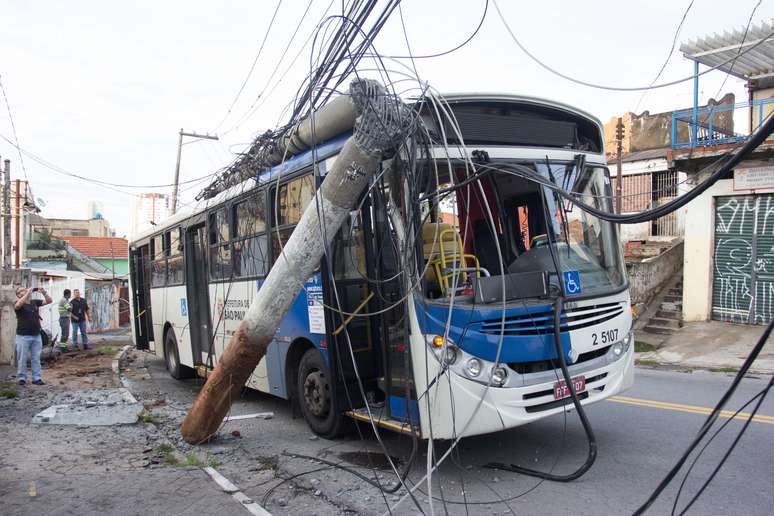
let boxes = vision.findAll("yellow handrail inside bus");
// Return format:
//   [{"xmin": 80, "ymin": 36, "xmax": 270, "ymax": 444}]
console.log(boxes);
[{"xmin": 333, "ymin": 291, "xmax": 375, "ymax": 336}]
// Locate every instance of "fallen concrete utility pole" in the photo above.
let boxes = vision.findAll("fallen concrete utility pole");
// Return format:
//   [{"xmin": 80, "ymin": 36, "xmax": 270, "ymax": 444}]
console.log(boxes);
[{"xmin": 181, "ymin": 79, "xmax": 411, "ymax": 444}]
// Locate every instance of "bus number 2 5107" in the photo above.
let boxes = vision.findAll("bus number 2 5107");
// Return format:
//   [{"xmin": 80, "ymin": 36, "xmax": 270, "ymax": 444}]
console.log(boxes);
[{"xmin": 592, "ymin": 328, "xmax": 618, "ymax": 346}]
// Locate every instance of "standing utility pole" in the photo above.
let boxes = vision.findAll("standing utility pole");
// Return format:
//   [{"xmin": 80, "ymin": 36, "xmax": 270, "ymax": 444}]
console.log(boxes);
[
  {"xmin": 14, "ymin": 178, "xmax": 20, "ymax": 268},
  {"xmin": 171, "ymin": 129, "xmax": 219, "ymax": 214},
  {"xmin": 181, "ymin": 79, "xmax": 410, "ymax": 444},
  {"xmin": 615, "ymin": 117, "xmax": 624, "ymax": 214},
  {"xmin": 3, "ymin": 159, "xmax": 10, "ymax": 270}
]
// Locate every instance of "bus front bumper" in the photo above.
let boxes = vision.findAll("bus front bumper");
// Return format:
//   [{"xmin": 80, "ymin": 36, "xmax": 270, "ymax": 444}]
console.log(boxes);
[{"xmin": 421, "ymin": 344, "xmax": 634, "ymax": 439}]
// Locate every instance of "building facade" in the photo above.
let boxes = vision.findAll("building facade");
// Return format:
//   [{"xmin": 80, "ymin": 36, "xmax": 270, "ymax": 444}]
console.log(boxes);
[
  {"xmin": 60, "ymin": 236, "xmax": 129, "ymax": 277},
  {"xmin": 46, "ymin": 217, "xmax": 112, "ymax": 237},
  {"xmin": 677, "ymin": 20, "xmax": 774, "ymax": 325}
]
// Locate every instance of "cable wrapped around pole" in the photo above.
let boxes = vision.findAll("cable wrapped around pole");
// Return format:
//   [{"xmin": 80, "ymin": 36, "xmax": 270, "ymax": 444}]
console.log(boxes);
[
  {"xmin": 199, "ymin": 93, "xmax": 359, "ymax": 200},
  {"xmin": 181, "ymin": 79, "xmax": 412, "ymax": 444}
]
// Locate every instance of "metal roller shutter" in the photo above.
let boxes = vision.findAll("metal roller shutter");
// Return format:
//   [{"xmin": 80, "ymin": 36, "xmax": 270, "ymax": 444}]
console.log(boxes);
[
  {"xmin": 753, "ymin": 195, "xmax": 774, "ymax": 324},
  {"xmin": 712, "ymin": 195, "xmax": 756, "ymax": 323},
  {"xmin": 712, "ymin": 194, "xmax": 774, "ymax": 324}
]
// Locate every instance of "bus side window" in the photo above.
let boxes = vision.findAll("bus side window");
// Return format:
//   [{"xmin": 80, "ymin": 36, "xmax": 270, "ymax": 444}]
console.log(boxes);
[
  {"xmin": 150, "ymin": 234, "xmax": 166, "ymax": 287},
  {"xmin": 166, "ymin": 228, "xmax": 184, "ymax": 285},
  {"xmin": 271, "ymin": 174, "xmax": 315, "ymax": 266},
  {"xmin": 233, "ymin": 191, "xmax": 269, "ymax": 278},
  {"xmin": 209, "ymin": 208, "xmax": 232, "ymax": 280}
]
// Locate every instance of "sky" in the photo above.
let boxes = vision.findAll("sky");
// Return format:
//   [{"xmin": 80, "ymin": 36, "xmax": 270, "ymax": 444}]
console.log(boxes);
[{"xmin": 1, "ymin": 0, "xmax": 772, "ymax": 237}]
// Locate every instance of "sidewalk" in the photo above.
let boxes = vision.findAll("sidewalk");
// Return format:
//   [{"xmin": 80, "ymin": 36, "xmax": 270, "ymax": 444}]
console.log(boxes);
[
  {"xmin": 636, "ymin": 320, "xmax": 774, "ymax": 374},
  {"xmin": 0, "ymin": 337, "xmax": 270, "ymax": 516}
]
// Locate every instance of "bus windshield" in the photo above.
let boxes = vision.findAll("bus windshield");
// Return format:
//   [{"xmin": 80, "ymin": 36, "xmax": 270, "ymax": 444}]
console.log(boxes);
[{"xmin": 423, "ymin": 160, "xmax": 625, "ymax": 301}]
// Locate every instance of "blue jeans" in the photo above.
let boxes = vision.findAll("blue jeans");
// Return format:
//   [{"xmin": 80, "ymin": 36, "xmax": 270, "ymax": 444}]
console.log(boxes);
[
  {"xmin": 16, "ymin": 334, "xmax": 42, "ymax": 382},
  {"xmin": 72, "ymin": 321, "xmax": 89, "ymax": 350}
]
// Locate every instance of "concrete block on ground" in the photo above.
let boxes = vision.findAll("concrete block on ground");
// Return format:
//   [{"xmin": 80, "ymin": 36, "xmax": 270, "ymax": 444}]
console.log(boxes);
[{"xmin": 32, "ymin": 388, "xmax": 142, "ymax": 426}]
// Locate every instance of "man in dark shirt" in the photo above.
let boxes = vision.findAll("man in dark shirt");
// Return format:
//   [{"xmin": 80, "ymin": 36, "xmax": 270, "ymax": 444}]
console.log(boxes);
[
  {"xmin": 14, "ymin": 286, "xmax": 53, "ymax": 385},
  {"xmin": 70, "ymin": 288, "xmax": 91, "ymax": 351}
]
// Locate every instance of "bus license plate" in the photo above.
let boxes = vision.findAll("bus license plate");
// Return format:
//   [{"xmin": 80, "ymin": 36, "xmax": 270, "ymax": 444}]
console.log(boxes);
[{"xmin": 553, "ymin": 376, "xmax": 586, "ymax": 400}]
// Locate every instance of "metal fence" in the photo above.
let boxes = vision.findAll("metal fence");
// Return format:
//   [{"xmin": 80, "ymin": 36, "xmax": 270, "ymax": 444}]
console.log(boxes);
[
  {"xmin": 611, "ymin": 170, "xmax": 680, "ymax": 237},
  {"xmin": 672, "ymin": 98, "xmax": 774, "ymax": 149}
]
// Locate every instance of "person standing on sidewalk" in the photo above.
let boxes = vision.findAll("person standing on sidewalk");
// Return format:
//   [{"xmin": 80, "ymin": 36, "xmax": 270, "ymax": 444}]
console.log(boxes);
[
  {"xmin": 14, "ymin": 286, "xmax": 53, "ymax": 386},
  {"xmin": 70, "ymin": 289, "xmax": 91, "ymax": 351},
  {"xmin": 57, "ymin": 289, "xmax": 72, "ymax": 348}
]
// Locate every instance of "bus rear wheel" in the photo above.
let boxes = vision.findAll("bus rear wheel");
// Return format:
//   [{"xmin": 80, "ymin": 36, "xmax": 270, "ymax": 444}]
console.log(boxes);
[{"xmin": 297, "ymin": 348, "xmax": 345, "ymax": 438}]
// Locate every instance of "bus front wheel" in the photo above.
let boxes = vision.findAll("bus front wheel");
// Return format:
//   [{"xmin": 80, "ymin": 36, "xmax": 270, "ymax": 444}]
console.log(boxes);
[{"xmin": 297, "ymin": 348, "xmax": 345, "ymax": 438}]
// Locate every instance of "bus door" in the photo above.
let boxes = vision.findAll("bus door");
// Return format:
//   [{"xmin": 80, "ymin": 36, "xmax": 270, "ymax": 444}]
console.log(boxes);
[
  {"xmin": 327, "ymin": 191, "xmax": 412, "ymax": 421},
  {"xmin": 130, "ymin": 244, "xmax": 153, "ymax": 350},
  {"xmin": 327, "ymin": 200, "xmax": 383, "ymax": 403},
  {"xmin": 370, "ymin": 192, "xmax": 412, "ymax": 422},
  {"xmin": 185, "ymin": 224, "xmax": 212, "ymax": 365}
]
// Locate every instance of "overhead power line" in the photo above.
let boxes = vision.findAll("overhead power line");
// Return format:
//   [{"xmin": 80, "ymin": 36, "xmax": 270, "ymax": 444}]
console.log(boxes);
[
  {"xmin": 712, "ymin": 0, "xmax": 764, "ymax": 102},
  {"xmin": 492, "ymin": 0, "xmax": 774, "ymax": 92},
  {"xmin": 633, "ymin": 0, "xmax": 695, "ymax": 113},
  {"xmin": 213, "ymin": 0, "xmax": 284, "ymax": 132},
  {"xmin": 381, "ymin": 0, "xmax": 489, "ymax": 60},
  {"xmin": 0, "ymin": 74, "xmax": 29, "ymax": 181},
  {"xmin": 220, "ymin": 0, "xmax": 325, "ymax": 137},
  {"xmin": 0, "ymin": 133, "xmax": 212, "ymax": 189}
]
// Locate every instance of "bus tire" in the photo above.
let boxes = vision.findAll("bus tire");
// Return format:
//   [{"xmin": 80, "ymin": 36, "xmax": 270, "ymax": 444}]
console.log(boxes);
[
  {"xmin": 164, "ymin": 329, "xmax": 191, "ymax": 380},
  {"xmin": 297, "ymin": 348, "xmax": 345, "ymax": 438}
]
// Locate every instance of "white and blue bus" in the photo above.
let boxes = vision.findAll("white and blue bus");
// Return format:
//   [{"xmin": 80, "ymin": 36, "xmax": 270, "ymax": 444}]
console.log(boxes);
[{"xmin": 129, "ymin": 93, "xmax": 634, "ymax": 439}]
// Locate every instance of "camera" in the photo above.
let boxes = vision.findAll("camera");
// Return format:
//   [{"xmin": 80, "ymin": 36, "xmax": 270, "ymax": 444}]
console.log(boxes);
[{"xmin": 32, "ymin": 287, "xmax": 39, "ymax": 292}]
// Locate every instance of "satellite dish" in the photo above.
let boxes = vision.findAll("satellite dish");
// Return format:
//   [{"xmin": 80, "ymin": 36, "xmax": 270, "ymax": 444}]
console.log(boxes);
[{"xmin": 37, "ymin": 197, "xmax": 47, "ymax": 208}]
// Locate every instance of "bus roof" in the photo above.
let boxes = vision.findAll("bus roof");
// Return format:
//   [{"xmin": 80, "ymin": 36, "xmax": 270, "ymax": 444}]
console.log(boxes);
[
  {"xmin": 426, "ymin": 92, "xmax": 603, "ymax": 128},
  {"xmin": 130, "ymin": 93, "xmax": 603, "ymax": 245}
]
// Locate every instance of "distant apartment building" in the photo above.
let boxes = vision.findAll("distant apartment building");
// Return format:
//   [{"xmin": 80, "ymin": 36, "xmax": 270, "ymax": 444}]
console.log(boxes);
[
  {"xmin": 87, "ymin": 200, "xmax": 105, "ymax": 219},
  {"xmin": 130, "ymin": 192, "xmax": 171, "ymax": 237}
]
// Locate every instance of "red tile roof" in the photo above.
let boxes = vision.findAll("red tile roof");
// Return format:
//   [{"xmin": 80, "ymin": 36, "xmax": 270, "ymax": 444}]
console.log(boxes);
[{"xmin": 60, "ymin": 236, "xmax": 129, "ymax": 259}]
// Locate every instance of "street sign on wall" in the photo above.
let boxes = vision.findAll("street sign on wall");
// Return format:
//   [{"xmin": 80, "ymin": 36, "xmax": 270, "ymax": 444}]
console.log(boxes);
[{"xmin": 734, "ymin": 166, "xmax": 774, "ymax": 191}]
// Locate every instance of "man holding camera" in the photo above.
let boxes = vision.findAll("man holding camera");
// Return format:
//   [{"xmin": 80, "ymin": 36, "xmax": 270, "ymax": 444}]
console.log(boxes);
[{"xmin": 14, "ymin": 286, "xmax": 53, "ymax": 386}]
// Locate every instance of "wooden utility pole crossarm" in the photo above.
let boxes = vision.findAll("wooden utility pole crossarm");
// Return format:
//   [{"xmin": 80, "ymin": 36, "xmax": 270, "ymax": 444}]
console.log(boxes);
[{"xmin": 181, "ymin": 79, "xmax": 411, "ymax": 444}]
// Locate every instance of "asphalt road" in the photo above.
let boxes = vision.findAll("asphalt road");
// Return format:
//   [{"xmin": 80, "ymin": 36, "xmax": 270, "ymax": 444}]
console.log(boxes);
[{"xmin": 139, "ymin": 357, "xmax": 774, "ymax": 515}]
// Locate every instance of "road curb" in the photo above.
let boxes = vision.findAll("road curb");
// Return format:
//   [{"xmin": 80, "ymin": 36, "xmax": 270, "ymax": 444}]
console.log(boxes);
[
  {"xmin": 204, "ymin": 466, "xmax": 273, "ymax": 515},
  {"xmin": 634, "ymin": 356, "xmax": 773, "ymax": 375},
  {"xmin": 112, "ymin": 344, "xmax": 132, "ymax": 378}
]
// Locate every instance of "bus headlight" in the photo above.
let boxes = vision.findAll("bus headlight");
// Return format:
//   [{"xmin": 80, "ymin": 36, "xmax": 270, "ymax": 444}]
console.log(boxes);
[
  {"xmin": 611, "ymin": 342, "xmax": 624, "ymax": 357},
  {"xmin": 466, "ymin": 358, "xmax": 482, "ymax": 377},
  {"xmin": 622, "ymin": 331, "xmax": 633, "ymax": 351},
  {"xmin": 443, "ymin": 346, "xmax": 458, "ymax": 366},
  {"xmin": 491, "ymin": 366, "xmax": 508, "ymax": 386}
]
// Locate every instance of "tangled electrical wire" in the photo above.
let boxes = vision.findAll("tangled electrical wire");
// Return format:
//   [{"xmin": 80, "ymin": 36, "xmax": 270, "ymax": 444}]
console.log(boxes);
[{"xmin": 172, "ymin": 2, "xmax": 774, "ymax": 515}]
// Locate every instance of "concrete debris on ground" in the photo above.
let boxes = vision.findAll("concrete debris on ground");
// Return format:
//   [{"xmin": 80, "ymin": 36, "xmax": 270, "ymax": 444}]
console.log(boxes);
[{"xmin": 32, "ymin": 388, "xmax": 143, "ymax": 425}]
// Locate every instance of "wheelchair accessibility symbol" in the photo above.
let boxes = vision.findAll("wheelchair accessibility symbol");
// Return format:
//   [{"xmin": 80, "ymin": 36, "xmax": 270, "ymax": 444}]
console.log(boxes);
[{"xmin": 563, "ymin": 270, "xmax": 582, "ymax": 295}]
